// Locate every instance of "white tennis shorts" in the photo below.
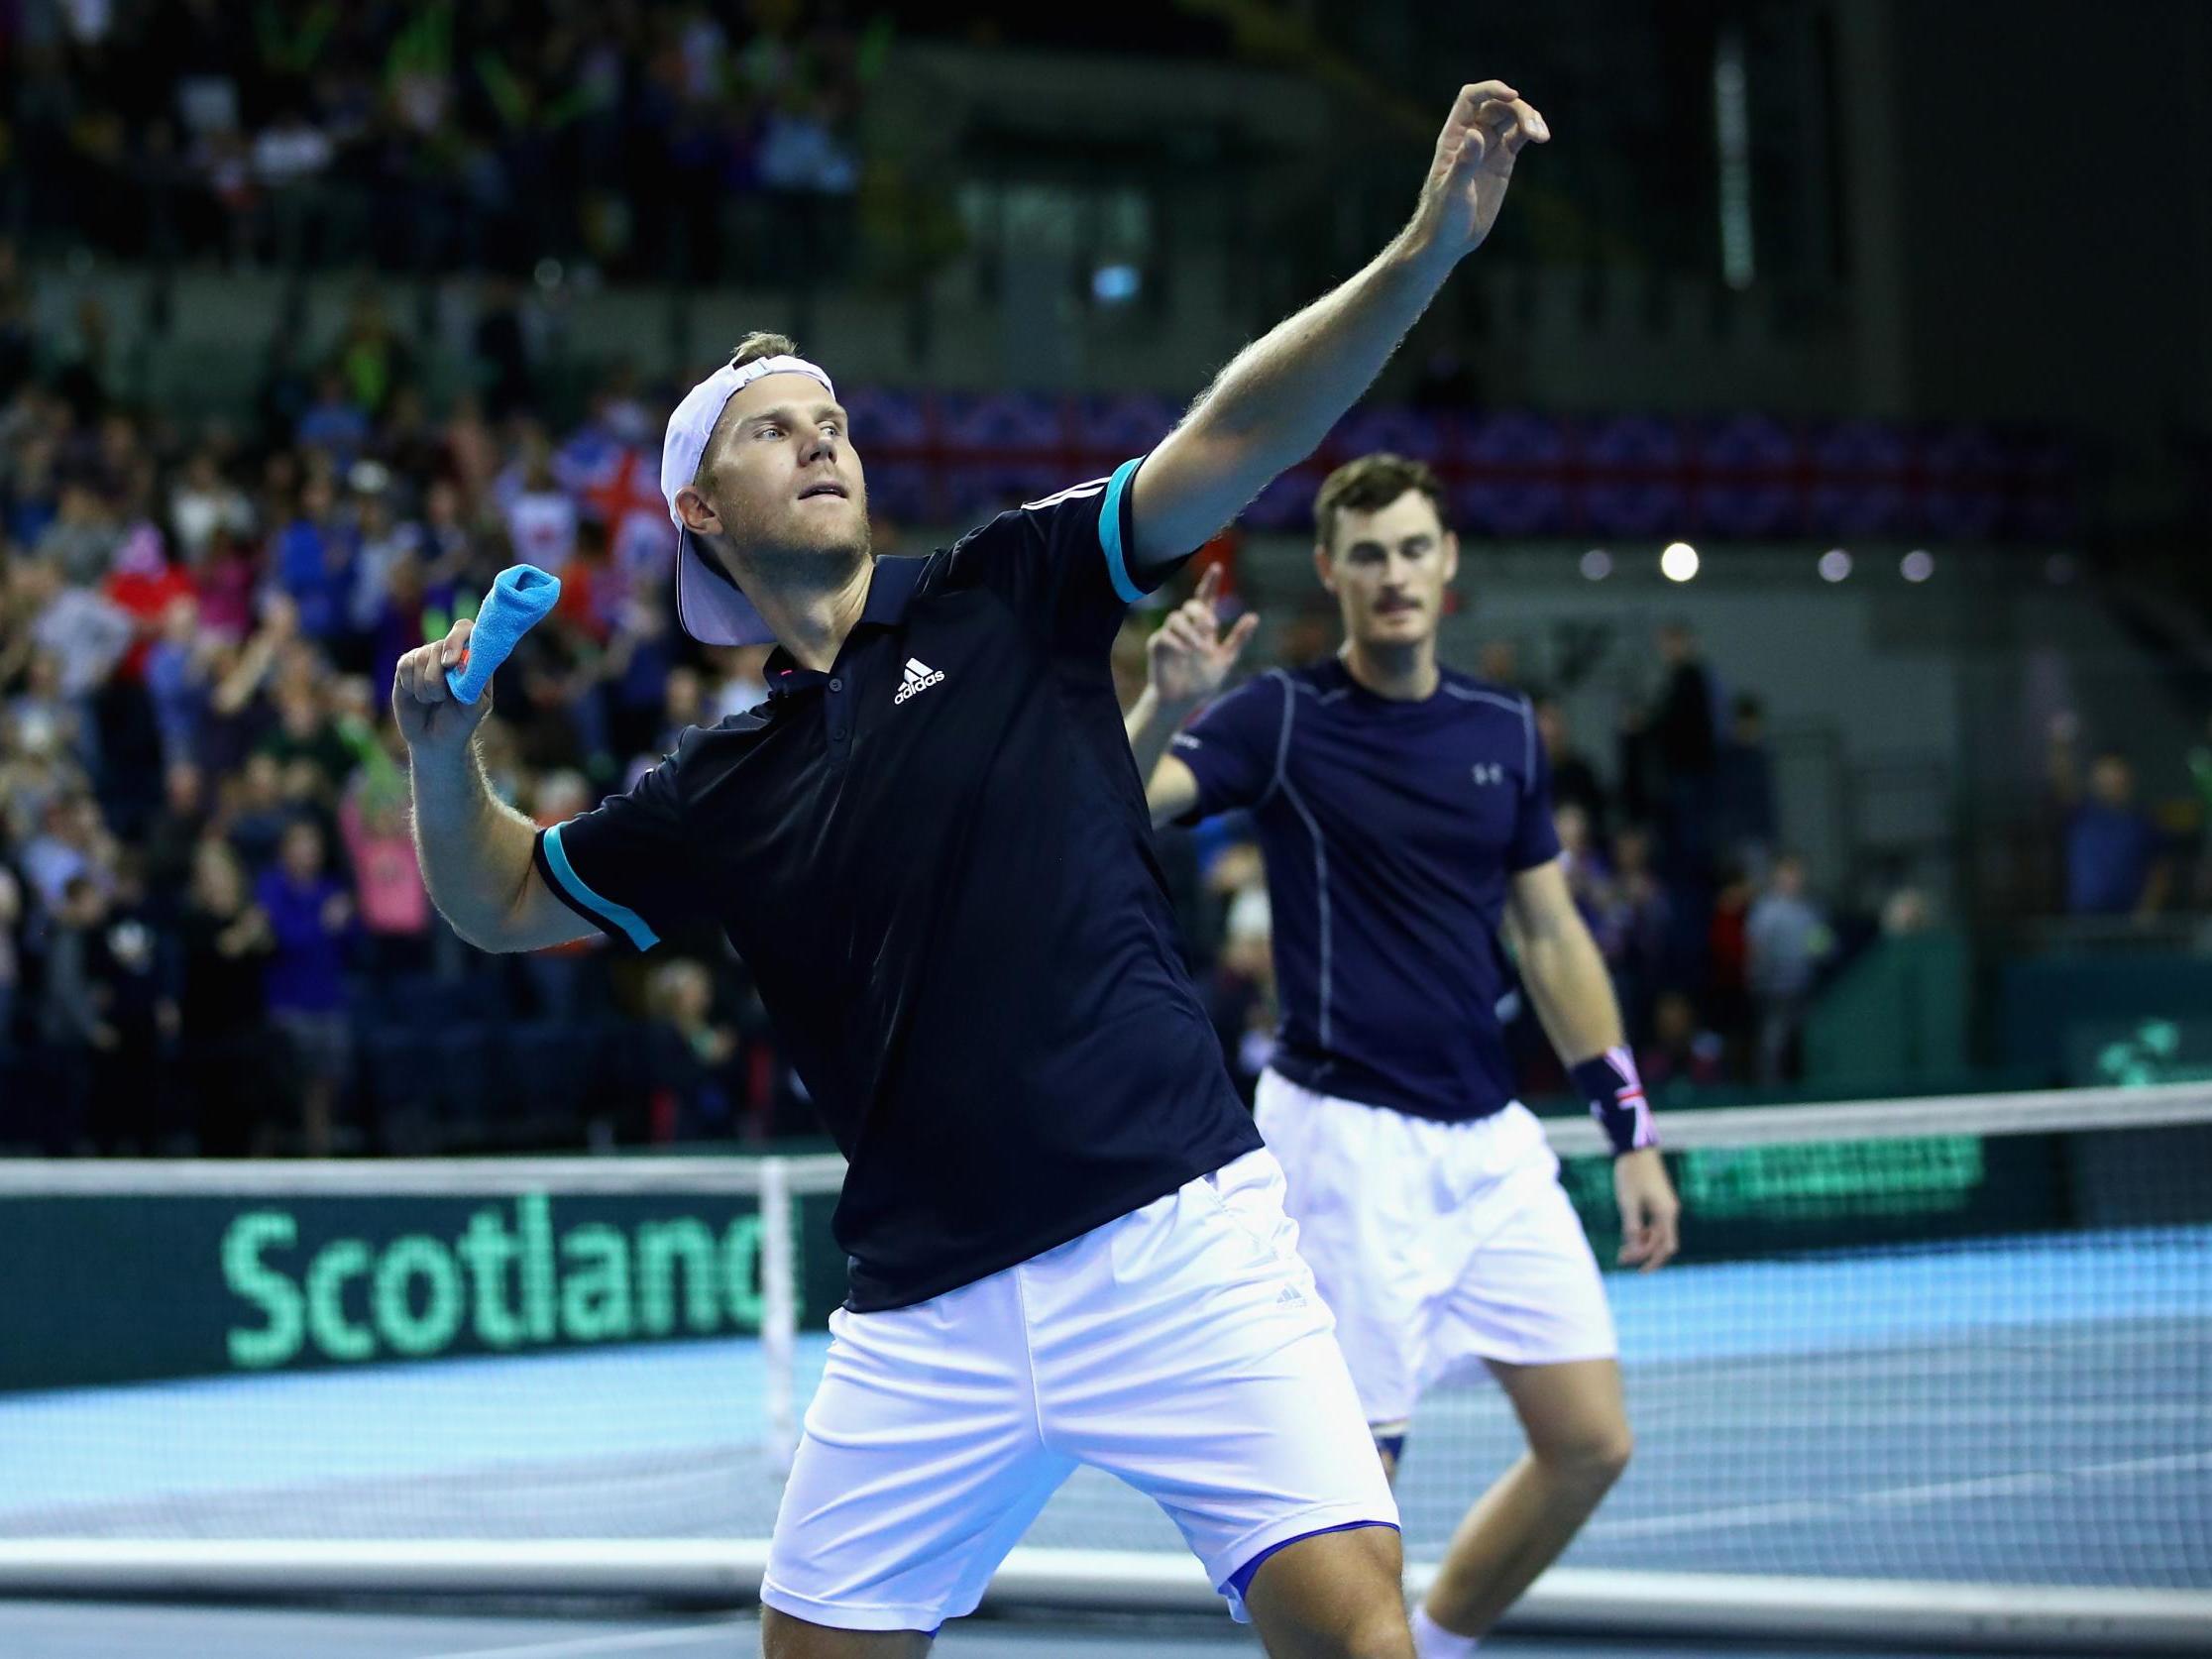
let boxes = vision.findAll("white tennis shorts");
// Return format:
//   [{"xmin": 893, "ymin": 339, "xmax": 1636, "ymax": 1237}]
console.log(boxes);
[
  {"xmin": 1255, "ymin": 1069, "xmax": 1617, "ymax": 1435},
  {"xmin": 760, "ymin": 1148, "xmax": 1397, "ymax": 1634}
]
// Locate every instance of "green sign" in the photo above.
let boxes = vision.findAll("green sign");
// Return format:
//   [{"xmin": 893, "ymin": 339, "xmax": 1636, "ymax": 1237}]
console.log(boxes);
[
  {"xmin": 221, "ymin": 1196, "xmax": 768, "ymax": 1370},
  {"xmin": 1671, "ymin": 1136, "xmax": 1983, "ymax": 1218},
  {"xmin": 1555, "ymin": 1128, "xmax": 2062, "ymax": 1261},
  {"xmin": 0, "ymin": 1189, "xmax": 849, "ymax": 1394},
  {"xmin": 2071, "ymin": 1018, "xmax": 2212, "ymax": 1087},
  {"xmin": 1561, "ymin": 1139, "xmax": 1987, "ymax": 1229}
]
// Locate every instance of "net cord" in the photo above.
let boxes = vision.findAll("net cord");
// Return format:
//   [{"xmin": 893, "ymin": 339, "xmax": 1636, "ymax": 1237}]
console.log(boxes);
[{"xmin": 2, "ymin": 1080, "xmax": 2206, "ymax": 1197}]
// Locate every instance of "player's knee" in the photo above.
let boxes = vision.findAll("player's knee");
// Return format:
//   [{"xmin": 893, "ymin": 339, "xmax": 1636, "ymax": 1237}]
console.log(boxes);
[
  {"xmin": 1337, "ymin": 1605, "xmax": 1417, "ymax": 1659},
  {"xmin": 1541, "ymin": 1420, "xmax": 1632, "ymax": 1490},
  {"xmin": 1333, "ymin": 1542, "xmax": 1415, "ymax": 1657},
  {"xmin": 1302, "ymin": 1599, "xmax": 1413, "ymax": 1659},
  {"xmin": 761, "ymin": 1607, "xmax": 932, "ymax": 1656}
]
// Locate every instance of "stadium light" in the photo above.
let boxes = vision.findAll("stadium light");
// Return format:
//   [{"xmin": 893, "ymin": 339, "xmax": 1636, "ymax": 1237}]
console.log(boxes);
[
  {"xmin": 1660, "ymin": 542, "xmax": 1699, "ymax": 583},
  {"xmin": 1580, "ymin": 549, "xmax": 1612, "ymax": 581},
  {"xmin": 1901, "ymin": 550, "xmax": 1935, "ymax": 583},
  {"xmin": 1091, "ymin": 265, "xmax": 1141, "ymax": 304},
  {"xmin": 1819, "ymin": 549, "xmax": 1852, "ymax": 583}
]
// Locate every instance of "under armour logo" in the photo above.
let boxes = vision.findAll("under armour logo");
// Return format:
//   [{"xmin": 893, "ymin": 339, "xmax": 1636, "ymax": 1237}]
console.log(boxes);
[{"xmin": 1472, "ymin": 762, "xmax": 1505, "ymax": 786}]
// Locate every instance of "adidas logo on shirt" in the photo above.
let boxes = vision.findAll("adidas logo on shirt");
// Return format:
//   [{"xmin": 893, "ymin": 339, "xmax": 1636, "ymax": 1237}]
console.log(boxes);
[{"xmin": 894, "ymin": 657, "xmax": 945, "ymax": 706}]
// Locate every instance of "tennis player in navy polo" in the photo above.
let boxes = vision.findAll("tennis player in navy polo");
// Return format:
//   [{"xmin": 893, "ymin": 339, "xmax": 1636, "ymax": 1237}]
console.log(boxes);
[
  {"xmin": 1133, "ymin": 453, "xmax": 1683, "ymax": 1659},
  {"xmin": 395, "ymin": 82, "xmax": 1550, "ymax": 1659}
]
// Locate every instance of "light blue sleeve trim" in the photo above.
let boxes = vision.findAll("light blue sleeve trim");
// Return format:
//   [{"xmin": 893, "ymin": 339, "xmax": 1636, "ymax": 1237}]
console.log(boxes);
[
  {"xmin": 1099, "ymin": 456, "xmax": 1144, "ymax": 606},
  {"xmin": 542, "ymin": 822, "xmax": 660, "ymax": 951}
]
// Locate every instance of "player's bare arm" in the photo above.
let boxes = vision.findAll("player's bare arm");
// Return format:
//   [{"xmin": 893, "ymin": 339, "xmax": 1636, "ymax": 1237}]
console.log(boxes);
[
  {"xmin": 1126, "ymin": 81, "xmax": 1547, "ymax": 574},
  {"xmin": 393, "ymin": 618, "xmax": 595, "ymax": 953},
  {"xmin": 1126, "ymin": 565, "xmax": 1257, "ymax": 826},
  {"xmin": 1503, "ymin": 858, "xmax": 1682, "ymax": 1271}
]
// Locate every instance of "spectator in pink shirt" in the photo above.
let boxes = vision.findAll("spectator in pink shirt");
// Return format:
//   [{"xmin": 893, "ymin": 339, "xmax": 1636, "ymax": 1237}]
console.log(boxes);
[{"xmin": 339, "ymin": 745, "xmax": 431, "ymax": 978}]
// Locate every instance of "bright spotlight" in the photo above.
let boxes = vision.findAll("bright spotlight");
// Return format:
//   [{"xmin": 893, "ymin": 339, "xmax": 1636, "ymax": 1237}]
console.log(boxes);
[
  {"xmin": 1819, "ymin": 548, "xmax": 1852, "ymax": 583},
  {"xmin": 1901, "ymin": 550, "xmax": 1935, "ymax": 583},
  {"xmin": 1660, "ymin": 541, "xmax": 1700, "ymax": 583},
  {"xmin": 1580, "ymin": 549, "xmax": 1613, "ymax": 581},
  {"xmin": 1091, "ymin": 264, "xmax": 1142, "ymax": 304}
]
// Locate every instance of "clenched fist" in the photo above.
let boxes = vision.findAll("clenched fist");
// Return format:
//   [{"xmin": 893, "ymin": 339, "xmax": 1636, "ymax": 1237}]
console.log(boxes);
[{"xmin": 391, "ymin": 617, "xmax": 490, "ymax": 757}]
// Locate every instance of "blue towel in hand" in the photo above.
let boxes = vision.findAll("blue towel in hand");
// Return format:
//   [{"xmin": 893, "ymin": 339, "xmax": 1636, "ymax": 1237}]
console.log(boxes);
[{"xmin": 447, "ymin": 565, "xmax": 562, "ymax": 704}]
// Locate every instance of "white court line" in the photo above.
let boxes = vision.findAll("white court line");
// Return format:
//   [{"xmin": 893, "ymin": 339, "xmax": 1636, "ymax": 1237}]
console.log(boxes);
[
  {"xmin": 2077, "ymin": 1449, "xmax": 2212, "ymax": 1480},
  {"xmin": 1626, "ymin": 1325, "xmax": 2208, "ymax": 1377},
  {"xmin": 1859, "ymin": 1471, "xmax": 2061, "ymax": 1507},
  {"xmin": 418, "ymin": 1619, "xmax": 752, "ymax": 1659},
  {"xmin": 1592, "ymin": 1499, "xmax": 1836, "ymax": 1538},
  {"xmin": 1589, "ymin": 1444, "xmax": 2212, "ymax": 1539},
  {"xmin": 1627, "ymin": 1402, "xmax": 2212, "ymax": 1426}
]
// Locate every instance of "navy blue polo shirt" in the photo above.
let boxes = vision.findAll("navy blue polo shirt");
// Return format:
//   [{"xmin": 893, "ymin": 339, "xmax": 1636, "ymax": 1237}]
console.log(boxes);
[
  {"xmin": 1173, "ymin": 657, "xmax": 1560, "ymax": 1123},
  {"xmin": 533, "ymin": 462, "xmax": 1260, "ymax": 1311}
]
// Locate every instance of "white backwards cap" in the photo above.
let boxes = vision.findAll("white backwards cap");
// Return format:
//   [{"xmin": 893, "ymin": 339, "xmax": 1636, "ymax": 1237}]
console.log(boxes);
[{"xmin": 660, "ymin": 353, "xmax": 839, "ymax": 646}]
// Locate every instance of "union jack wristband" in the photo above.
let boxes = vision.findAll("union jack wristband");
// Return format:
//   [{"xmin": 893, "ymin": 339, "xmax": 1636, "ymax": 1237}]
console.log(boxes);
[{"xmin": 1572, "ymin": 1048, "xmax": 1658, "ymax": 1157}]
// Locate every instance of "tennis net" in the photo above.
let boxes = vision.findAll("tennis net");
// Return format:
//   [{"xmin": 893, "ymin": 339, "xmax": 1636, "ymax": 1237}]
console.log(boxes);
[{"xmin": 1, "ymin": 1083, "xmax": 2206, "ymax": 1643}]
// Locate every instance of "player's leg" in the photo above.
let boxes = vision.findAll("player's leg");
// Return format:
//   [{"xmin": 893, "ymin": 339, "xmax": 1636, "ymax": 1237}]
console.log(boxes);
[
  {"xmin": 1037, "ymin": 1147, "xmax": 1407, "ymax": 1658},
  {"xmin": 1240, "ymin": 1523, "xmax": 1412, "ymax": 1659},
  {"xmin": 1412, "ymin": 1106, "xmax": 1627, "ymax": 1653},
  {"xmin": 760, "ymin": 1609, "xmax": 931, "ymax": 1658},
  {"xmin": 1415, "ymin": 1357, "xmax": 1630, "ymax": 1649},
  {"xmin": 758, "ymin": 1271, "xmax": 1074, "ymax": 1654}
]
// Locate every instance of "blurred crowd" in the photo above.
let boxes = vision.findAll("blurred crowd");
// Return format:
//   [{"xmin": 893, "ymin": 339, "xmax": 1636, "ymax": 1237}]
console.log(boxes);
[
  {"xmin": 4, "ymin": 0, "xmax": 877, "ymax": 282},
  {"xmin": 0, "ymin": 250, "xmax": 830, "ymax": 1156}
]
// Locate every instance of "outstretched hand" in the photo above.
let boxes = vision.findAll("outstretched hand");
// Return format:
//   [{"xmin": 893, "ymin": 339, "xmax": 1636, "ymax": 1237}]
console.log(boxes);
[
  {"xmin": 1408, "ymin": 79, "xmax": 1550, "ymax": 260},
  {"xmin": 1147, "ymin": 565, "xmax": 1259, "ymax": 708}
]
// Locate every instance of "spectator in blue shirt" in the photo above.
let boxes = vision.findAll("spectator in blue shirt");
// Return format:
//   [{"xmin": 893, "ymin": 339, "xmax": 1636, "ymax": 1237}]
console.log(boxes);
[
  {"xmin": 256, "ymin": 819, "xmax": 355, "ymax": 1155},
  {"xmin": 274, "ymin": 475, "xmax": 358, "ymax": 646},
  {"xmin": 1714, "ymin": 693, "xmax": 1779, "ymax": 878},
  {"xmin": 2065, "ymin": 750, "xmax": 2167, "ymax": 917},
  {"xmin": 294, "ymin": 370, "xmax": 372, "ymax": 469},
  {"xmin": 1747, "ymin": 853, "xmax": 1832, "ymax": 1084}
]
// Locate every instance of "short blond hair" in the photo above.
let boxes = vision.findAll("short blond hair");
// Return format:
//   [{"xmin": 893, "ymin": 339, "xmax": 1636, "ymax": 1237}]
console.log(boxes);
[{"xmin": 728, "ymin": 331, "xmax": 799, "ymax": 370}]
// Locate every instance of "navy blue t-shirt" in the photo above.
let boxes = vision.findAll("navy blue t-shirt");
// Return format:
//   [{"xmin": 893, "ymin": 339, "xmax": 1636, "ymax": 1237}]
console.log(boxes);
[
  {"xmin": 2064, "ymin": 802, "xmax": 2160, "ymax": 915},
  {"xmin": 1174, "ymin": 657, "xmax": 1560, "ymax": 1123},
  {"xmin": 534, "ymin": 461, "xmax": 1260, "ymax": 1311}
]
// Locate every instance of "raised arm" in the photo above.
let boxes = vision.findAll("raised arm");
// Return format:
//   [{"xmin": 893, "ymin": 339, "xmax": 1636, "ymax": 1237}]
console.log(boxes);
[
  {"xmin": 392, "ymin": 617, "xmax": 593, "ymax": 953},
  {"xmin": 1128, "ymin": 80, "xmax": 1547, "ymax": 569}
]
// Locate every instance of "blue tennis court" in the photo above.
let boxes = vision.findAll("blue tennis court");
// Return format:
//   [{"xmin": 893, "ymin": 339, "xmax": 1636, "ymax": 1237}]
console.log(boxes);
[
  {"xmin": 2, "ymin": 1225, "xmax": 2204, "ymax": 1654},
  {"xmin": 6, "ymin": 1232, "xmax": 2204, "ymax": 1589}
]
